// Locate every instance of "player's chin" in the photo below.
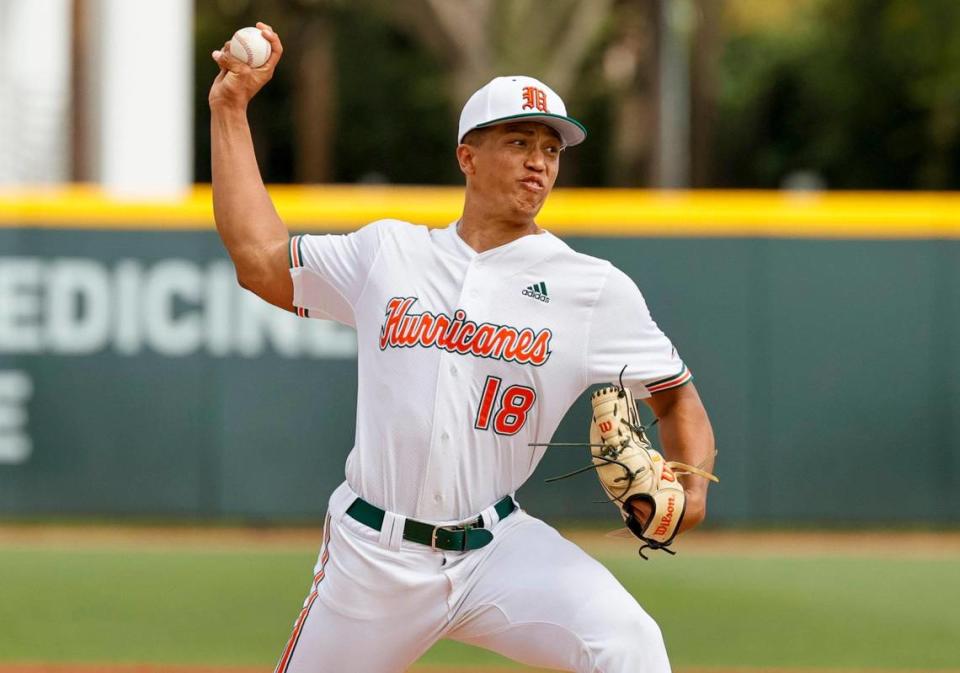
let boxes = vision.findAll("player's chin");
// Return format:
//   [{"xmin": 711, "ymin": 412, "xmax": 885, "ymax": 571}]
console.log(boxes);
[{"xmin": 514, "ymin": 191, "xmax": 549, "ymax": 217}]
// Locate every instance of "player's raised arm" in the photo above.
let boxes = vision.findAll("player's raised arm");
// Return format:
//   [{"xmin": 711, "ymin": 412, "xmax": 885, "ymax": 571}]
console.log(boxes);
[{"xmin": 209, "ymin": 22, "xmax": 292, "ymax": 311}]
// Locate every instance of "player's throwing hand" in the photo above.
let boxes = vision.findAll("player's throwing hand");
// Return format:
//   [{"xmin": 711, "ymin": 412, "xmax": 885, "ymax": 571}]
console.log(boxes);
[{"xmin": 209, "ymin": 21, "xmax": 283, "ymax": 110}]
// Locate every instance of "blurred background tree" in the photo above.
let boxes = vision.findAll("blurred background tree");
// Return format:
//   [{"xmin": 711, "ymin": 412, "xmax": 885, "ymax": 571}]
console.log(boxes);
[
  {"xmin": 716, "ymin": 0, "xmax": 960, "ymax": 189},
  {"xmin": 194, "ymin": 0, "xmax": 960, "ymax": 189}
]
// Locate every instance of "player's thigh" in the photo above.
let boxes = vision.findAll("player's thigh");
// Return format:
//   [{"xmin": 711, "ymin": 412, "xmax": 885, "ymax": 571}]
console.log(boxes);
[
  {"xmin": 276, "ymin": 592, "xmax": 439, "ymax": 673},
  {"xmin": 447, "ymin": 514, "xmax": 670, "ymax": 673},
  {"xmin": 276, "ymin": 514, "xmax": 447, "ymax": 673}
]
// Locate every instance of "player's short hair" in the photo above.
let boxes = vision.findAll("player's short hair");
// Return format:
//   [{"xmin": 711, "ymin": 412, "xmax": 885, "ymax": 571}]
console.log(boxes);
[{"xmin": 461, "ymin": 127, "xmax": 494, "ymax": 147}]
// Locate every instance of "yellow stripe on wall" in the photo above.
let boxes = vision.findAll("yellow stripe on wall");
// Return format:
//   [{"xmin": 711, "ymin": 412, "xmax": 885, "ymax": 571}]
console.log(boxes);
[{"xmin": 0, "ymin": 185, "xmax": 958, "ymax": 238}]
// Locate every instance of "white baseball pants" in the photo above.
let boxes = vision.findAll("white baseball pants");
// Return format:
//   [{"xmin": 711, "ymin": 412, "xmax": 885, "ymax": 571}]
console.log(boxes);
[{"xmin": 274, "ymin": 482, "xmax": 671, "ymax": 673}]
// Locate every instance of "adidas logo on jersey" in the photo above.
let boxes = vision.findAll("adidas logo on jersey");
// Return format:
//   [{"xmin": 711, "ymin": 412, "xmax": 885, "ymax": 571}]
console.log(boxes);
[{"xmin": 522, "ymin": 282, "xmax": 550, "ymax": 303}]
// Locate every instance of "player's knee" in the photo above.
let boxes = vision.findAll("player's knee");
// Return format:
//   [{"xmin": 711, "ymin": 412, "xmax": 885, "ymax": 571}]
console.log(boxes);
[{"xmin": 591, "ymin": 609, "xmax": 669, "ymax": 673}]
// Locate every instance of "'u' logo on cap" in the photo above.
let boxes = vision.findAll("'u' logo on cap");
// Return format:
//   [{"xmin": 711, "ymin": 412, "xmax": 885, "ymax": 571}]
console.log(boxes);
[{"xmin": 521, "ymin": 87, "xmax": 548, "ymax": 113}]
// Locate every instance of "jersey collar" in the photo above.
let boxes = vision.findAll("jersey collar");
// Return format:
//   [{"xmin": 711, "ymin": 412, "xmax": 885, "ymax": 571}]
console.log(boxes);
[{"xmin": 435, "ymin": 220, "xmax": 566, "ymax": 264}]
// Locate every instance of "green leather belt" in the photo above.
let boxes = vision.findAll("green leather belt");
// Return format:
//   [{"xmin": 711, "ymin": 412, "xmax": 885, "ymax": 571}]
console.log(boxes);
[{"xmin": 345, "ymin": 495, "xmax": 516, "ymax": 552}]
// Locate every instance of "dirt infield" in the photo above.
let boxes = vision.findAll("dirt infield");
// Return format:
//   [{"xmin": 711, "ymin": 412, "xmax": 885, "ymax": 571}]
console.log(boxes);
[
  {"xmin": 0, "ymin": 666, "xmax": 556, "ymax": 673},
  {"xmin": 565, "ymin": 527, "xmax": 960, "ymax": 558},
  {"xmin": 2, "ymin": 523, "xmax": 959, "ymax": 558},
  {"xmin": 3, "ymin": 664, "xmax": 959, "ymax": 673}
]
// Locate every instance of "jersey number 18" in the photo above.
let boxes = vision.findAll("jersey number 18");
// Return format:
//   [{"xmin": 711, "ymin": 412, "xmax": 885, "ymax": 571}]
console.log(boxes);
[{"xmin": 474, "ymin": 376, "xmax": 536, "ymax": 436}]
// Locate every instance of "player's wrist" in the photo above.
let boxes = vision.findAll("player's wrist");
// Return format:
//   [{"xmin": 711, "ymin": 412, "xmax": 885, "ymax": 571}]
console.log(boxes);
[{"xmin": 209, "ymin": 97, "xmax": 249, "ymax": 115}]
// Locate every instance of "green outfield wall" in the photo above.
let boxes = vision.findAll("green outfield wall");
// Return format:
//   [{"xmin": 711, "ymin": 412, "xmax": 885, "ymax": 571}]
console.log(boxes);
[{"xmin": 0, "ymin": 187, "xmax": 957, "ymax": 523}]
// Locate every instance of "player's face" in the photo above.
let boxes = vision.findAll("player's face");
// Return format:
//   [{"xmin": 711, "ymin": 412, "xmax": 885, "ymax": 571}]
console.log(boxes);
[{"xmin": 463, "ymin": 122, "xmax": 563, "ymax": 220}]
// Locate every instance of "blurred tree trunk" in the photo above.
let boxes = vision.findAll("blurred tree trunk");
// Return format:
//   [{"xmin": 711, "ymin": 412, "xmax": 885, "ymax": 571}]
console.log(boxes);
[
  {"xmin": 387, "ymin": 0, "xmax": 492, "ymax": 107},
  {"xmin": 604, "ymin": 0, "xmax": 658, "ymax": 186},
  {"xmin": 293, "ymin": 14, "xmax": 336, "ymax": 183},
  {"xmin": 243, "ymin": 0, "xmax": 338, "ymax": 183},
  {"xmin": 383, "ymin": 0, "xmax": 613, "ymax": 124},
  {"xmin": 70, "ymin": 0, "xmax": 90, "ymax": 182},
  {"xmin": 690, "ymin": 0, "xmax": 723, "ymax": 187}
]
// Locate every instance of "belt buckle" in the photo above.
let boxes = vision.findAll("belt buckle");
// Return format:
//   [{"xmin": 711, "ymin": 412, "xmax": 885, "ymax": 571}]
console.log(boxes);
[
  {"xmin": 431, "ymin": 522, "xmax": 475, "ymax": 551},
  {"xmin": 430, "ymin": 524, "xmax": 461, "ymax": 551}
]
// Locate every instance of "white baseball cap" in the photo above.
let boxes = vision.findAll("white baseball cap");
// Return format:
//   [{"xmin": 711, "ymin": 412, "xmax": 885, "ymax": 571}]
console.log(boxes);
[{"xmin": 458, "ymin": 76, "xmax": 587, "ymax": 148}]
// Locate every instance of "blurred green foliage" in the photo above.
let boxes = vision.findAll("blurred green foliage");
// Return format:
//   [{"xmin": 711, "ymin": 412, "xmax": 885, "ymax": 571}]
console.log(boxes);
[
  {"xmin": 195, "ymin": 0, "xmax": 960, "ymax": 189},
  {"xmin": 717, "ymin": 0, "xmax": 960, "ymax": 189},
  {"xmin": 330, "ymin": 11, "xmax": 457, "ymax": 185},
  {"xmin": 194, "ymin": 0, "xmax": 617, "ymax": 187}
]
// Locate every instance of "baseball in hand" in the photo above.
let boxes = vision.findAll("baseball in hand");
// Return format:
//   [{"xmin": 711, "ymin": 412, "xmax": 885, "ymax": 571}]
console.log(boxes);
[{"xmin": 229, "ymin": 27, "xmax": 272, "ymax": 68}]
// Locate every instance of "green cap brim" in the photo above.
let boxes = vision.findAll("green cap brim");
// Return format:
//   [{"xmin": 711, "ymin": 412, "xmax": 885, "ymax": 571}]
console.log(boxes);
[{"xmin": 472, "ymin": 112, "xmax": 587, "ymax": 147}]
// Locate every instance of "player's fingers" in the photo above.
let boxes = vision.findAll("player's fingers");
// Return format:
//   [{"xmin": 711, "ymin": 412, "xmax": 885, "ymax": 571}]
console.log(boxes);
[
  {"xmin": 258, "ymin": 24, "xmax": 283, "ymax": 67},
  {"xmin": 213, "ymin": 45, "xmax": 250, "ymax": 75},
  {"xmin": 212, "ymin": 41, "xmax": 230, "ymax": 73}
]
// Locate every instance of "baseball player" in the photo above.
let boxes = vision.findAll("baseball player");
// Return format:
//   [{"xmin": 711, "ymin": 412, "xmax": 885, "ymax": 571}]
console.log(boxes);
[{"xmin": 210, "ymin": 23, "xmax": 716, "ymax": 673}]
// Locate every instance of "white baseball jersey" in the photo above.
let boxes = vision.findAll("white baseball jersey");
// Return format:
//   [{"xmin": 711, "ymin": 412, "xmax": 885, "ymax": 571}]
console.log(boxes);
[{"xmin": 289, "ymin": 220, "xmax": 690, "ymax": 522}]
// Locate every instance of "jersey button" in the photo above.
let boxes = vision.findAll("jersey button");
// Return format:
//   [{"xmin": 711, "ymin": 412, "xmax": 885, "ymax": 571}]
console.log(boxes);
[
  {"xmin": 441, "ymin": 431, "xmax": 450, "ymax": 441},
  {"xmin": 433, "ymin": 493, "xmax": 443, "ymax": 503},
  {"xmin": 450, "ymin": 365, "xmax": 458, "ymax": 376}
]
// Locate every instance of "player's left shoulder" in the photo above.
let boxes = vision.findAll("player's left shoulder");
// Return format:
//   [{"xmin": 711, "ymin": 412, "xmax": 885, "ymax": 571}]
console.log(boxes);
[
  {"xmin": 521, "ymin": 231, "xmax": 616, "ymax": 308},
  {"xmin": 541, "ymin": 234, "xmax": 659, "ymax": 311},
  {"xmin": 542, "ymin": 230, "xmax": 622, "ymax": 277},
  {"xmin": 538, "ymin": 230, "xmax": 611, "ymax": 272}
]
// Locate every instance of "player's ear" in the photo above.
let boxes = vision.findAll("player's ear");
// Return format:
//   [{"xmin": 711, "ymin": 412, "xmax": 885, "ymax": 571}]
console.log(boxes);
[{"xmin": 456, "ymin": 143, "xmax": 478, "ymax": 177}]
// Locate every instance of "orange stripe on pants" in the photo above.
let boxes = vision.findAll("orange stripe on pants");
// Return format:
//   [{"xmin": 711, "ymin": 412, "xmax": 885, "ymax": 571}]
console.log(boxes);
[{"xmin": 274, "ymin": 514, "xmax": 332, "ymax": 673}]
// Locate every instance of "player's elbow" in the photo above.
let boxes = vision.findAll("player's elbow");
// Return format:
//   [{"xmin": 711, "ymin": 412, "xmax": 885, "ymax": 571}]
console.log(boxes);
[
  {"xmin": 235, "ymin": 269, "xmax": 252, "ymax": 292},
  {"xmin": 235, "ymin": 263, "xmax": 295, "ymax": 311},
  {"xmin": 681, "ymin": 497, "xmax": 707, "ymax": 532},
  {"xmin": 235, "ymin": 265, "xmax": 265, "ymax": 295},
  {"xmin": 231, "ymin": 243, "xmax": 292, "ymax": 303}
]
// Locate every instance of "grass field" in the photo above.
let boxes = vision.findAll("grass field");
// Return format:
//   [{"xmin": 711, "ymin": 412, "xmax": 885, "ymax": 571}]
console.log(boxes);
[{"xmin": 1, "ymin": 526, "xmax": 958, "ymax": 672}]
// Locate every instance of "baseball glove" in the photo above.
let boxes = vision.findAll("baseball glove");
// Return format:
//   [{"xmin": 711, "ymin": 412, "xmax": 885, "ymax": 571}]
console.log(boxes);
[{"xmin": 589, "ymin": 384, "xmax": 718, "ymax": 558}]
